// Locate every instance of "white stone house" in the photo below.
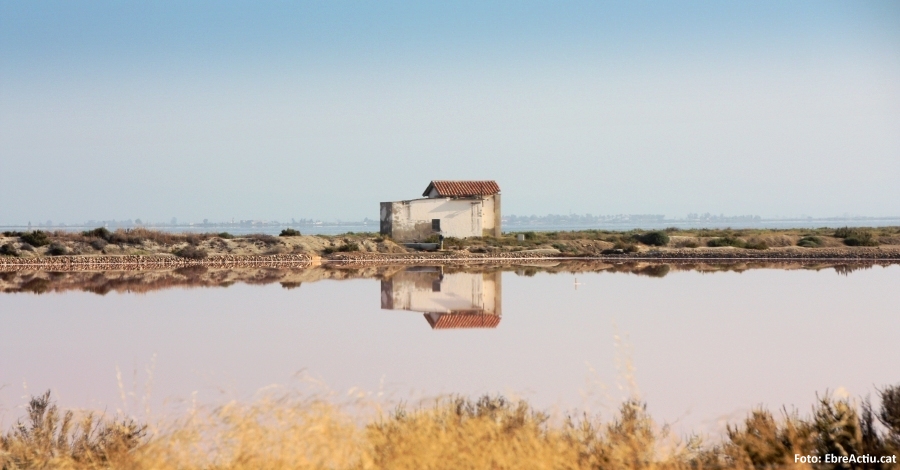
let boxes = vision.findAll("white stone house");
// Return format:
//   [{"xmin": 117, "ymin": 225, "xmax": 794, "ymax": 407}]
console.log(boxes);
[{"xmin": 379, "ymin": 180, "xmax": 501, "ymax": 241}]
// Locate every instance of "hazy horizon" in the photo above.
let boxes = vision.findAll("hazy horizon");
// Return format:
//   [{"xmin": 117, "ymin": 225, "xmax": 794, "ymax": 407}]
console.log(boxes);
[{"xmin": 2, "ymin": 1, "xmax": 898, "ymax": 224}]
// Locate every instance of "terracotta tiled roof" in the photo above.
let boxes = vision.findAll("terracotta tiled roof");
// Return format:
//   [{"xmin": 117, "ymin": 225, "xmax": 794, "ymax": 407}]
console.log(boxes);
[
  {"xmin": 423, "ymin": 180, "xmax": 500, "ymax": 197},
  {"xmin": 425, "ymin": 313, "xmax": 501, "ymax": 329}
]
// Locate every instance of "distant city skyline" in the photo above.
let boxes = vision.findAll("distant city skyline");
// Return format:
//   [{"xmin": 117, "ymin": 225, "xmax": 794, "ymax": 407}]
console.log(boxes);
[
  {"xmin": 4, "ymin": 212, "xmax": 899, "ymax": 230},
  {"xmin": 1, "ymin": 1, "xmax": 898, "ymax": 222}
]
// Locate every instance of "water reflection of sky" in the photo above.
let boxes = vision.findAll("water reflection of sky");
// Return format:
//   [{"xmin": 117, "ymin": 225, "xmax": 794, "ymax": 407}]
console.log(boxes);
[{"xmin": 1, "ymin": 264, "xmax": 898, "ymax": 436}]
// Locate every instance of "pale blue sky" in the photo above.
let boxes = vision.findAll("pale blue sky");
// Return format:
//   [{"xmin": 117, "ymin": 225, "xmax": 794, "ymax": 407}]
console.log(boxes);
[{"xmin": 1, "ymin": 1, "xmax": 898, "ymax": 223}]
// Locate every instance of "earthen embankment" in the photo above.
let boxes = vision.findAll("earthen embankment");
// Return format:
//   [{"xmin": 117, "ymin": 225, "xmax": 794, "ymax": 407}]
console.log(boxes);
[{"xmin": 0, "ymin": 254, "xmax": 314, "ymax": 271}]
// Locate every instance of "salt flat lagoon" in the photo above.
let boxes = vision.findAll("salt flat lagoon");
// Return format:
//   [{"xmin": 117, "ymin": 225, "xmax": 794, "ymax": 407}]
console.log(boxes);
[{"xmin": 1, "ymin": 262, "xmax": 898, "ymax": 436}]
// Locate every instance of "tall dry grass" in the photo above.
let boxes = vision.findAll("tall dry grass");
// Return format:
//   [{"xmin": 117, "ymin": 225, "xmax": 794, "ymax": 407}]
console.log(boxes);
[{"xmin": 2, "ymin": 388, "xmax": 899, "ymax": 469}]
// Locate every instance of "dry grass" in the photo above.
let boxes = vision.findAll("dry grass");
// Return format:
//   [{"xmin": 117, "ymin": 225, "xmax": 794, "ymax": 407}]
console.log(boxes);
[{"xmin": 3, "ymin": 387, "xmax": 899, "ymax": 470}]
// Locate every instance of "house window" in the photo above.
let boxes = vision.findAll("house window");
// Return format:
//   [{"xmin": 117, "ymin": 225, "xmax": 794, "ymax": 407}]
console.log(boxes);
[{"xmin": 432, "ymin": 219, "xmax": 441, "ymax": 232}]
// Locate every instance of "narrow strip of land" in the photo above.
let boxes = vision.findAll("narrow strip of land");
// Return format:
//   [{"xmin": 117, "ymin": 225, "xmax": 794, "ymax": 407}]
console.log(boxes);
[{"xmin": 2, "ymin": 226, "xmax": 899, "ymax": 270}]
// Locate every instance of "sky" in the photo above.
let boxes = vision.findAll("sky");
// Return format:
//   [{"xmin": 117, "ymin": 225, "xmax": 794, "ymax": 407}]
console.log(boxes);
[{"xmin": 1, "ymin": 1, "xmax": 898, "ymax": 224}]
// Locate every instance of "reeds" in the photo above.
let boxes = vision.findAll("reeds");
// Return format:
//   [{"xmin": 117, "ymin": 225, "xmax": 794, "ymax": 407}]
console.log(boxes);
[
  {"xmin": 3, "ymin": 387, "xmax": 899, "ymax": 469},
  {"xmin": 0, "ymin": 391, "xmax": 146, "ymax": 469}
]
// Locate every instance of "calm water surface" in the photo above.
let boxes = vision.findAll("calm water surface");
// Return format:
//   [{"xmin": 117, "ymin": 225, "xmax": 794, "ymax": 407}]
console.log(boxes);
[{"xmin": 1, "ymin": 263, "xmax": 898, "ymax": 435}]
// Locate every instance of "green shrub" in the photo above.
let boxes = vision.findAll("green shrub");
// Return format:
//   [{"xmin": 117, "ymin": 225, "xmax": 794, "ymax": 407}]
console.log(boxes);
[
  {"xmin": 683, "ymin": 241, "xmax": 699, "ymax": 248},
  {"xmin": 217, "ymin": 232, "xmax": 235, "ymax": 239},
  {"xmin": 174, "ymin": 246, "xmax": 207, "ymax": 259},
  {"xmin": 323, "ymin": 242, "xmax": 360, "ymax": 254},
  {"xmin": 3, "ymin": 231, "xmax": 23, "ymax": 237},
  {"xmin": 797, "ymin": 236, "xmax": 823, "ymax": 248},
  {"xmin": 89, "ymin": 239, "xmax": 108, "ymax": 250},
  {"xmin": 47, "ymin": 242, "xmax": 68, "ymax": 256},
  {"xmin": 843, "ymin": 231, "xmax": 879, "ymax": 247},
  {"xmin": 279, "ymin": 228, "xmax": 302, "ymax": 237},
  {"xmin": 442, "ymin": 237, "xmax": 465, "ymax": 249},
  {"xmin": 707, "ymin": 237, "xmax": 746, "ymax": 248},
  {"xmin": 833, "ymin": 227, "xmax": 878, "ymax": 245},
  {"xmin": 20, "ymin": 231, "xmax": 50, "ymax": 247},
  {"xmin": 635, "ymin": 231, "xmax": 670, "ymax": 246},
  {"xmin": 82, "ymin": 227, "xmax": 112, "ymax": 241},
  {"xmin": 0, "ymin": 243, "xmax": 19, "ymax": 257},
  {"xmin": 744, "ymin": 240, "xmax": 769, "ymax": 250},
  {"xmin": 339, "ymin": 242, "xmax": 359, "ymax": 252},
  {"xmin": 108, "ymin": 231, "xmax": 144, "ymax": 245}
]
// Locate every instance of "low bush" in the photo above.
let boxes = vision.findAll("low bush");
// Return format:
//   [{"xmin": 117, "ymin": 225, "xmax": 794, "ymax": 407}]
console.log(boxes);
[
  {"xmin": 744, "ymin": 240, "xmax": 769, "ymax": 250},
  {"xmin": 173, "ymin": 246, "xmax": 207, "ymax": 259},
  {"xmin": 20, "ymin": 242, "xmax": 35, "ymax": 252},
  {"xmin": 707, "ymin": 237, "xmax": 747, "ymax": 248},
  {"xmin": 90, "ymin": 239, "xmax": 108, "ymax": 250},
  {"xmin": 797, "ymin": 236, "xmax": 823, "ymax": 248},
  {"xmin": 442, "ymin": 237, "xmax": 465, "ymax": 249},
  {"xmin": 844, "ymin": 231, "xmax": 879, "ymax": 247},
  {"xmin": 247, "ymin": 234, "xmax": 279, "ymax": 246},
  {"xmin": 0, "ymin": 243, "xmax": 19, "ymax": 257},
  {"xmin": 279, "ymin": 228, "xmax": 302, "ymax": 237},
  {"xmin": 3, "ymin": 231, "xmax": 23, "ymax": 237},
  {"xmin": 635, "ymin": 231, "xmax": 670, "ymax": 246},
  {"xmin": 324, "ymin": 242, "xmax": 360, "ymax": 254},
  {"xmin": 217, "ymin": 232, "xmax": 234, "ymax": 239},
  {"xmin": 682, "ymin": 241, "xmax": 699, "ymax": 248},
  {"xmin": 47, "ymin": 242, "xmax": 68, "ymax": 256},
  {"xmin": 82, "ymin": 227, "xmax": 112, "ymax": 241},
  {"xmin": 832, "ymin": 227, "xmax": 879, "ymax": 246},
  {"xmin": 20, "ymin": 231, "xmax": 50, "ymax": 247}
]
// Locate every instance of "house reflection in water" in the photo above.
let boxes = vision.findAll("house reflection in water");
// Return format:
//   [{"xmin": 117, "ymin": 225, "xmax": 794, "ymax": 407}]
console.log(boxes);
[{"xmin": 380, "ymin": 267, "xmax": 502, "ymax": 329}]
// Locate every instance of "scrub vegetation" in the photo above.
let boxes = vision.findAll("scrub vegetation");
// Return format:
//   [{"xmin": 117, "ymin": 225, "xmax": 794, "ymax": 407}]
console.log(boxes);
[
  {"xmin": 2, "ymin": 386, "xmax": 899, "ymax": 469},
  {"xmin": 1, "ymin": 226, "xmax": 898, "ymax": 259}
]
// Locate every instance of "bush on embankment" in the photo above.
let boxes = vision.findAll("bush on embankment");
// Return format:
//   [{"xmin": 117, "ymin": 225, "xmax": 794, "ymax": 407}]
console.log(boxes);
[
  {"xmin": 835, "ymin": 227, "xmax": 880, "ymax": 247},
  {"xmin": 634, "ymin": 231, "xmax": 670, "ymax": 247},
  {"xmin": 0, "ymin": 243, "xmax": 19, "ymax": 257},
  {"xmin": 19, "ymin": 231, "xmax": 50, "ymax": 247},
  {"xmin": 797, "ymin": 235, "xmax": 824, "ymax": 248}
]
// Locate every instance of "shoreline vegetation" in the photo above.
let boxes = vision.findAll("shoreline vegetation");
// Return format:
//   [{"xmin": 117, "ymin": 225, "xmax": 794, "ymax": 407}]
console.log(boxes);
[
  {"xmin": 2, "ymin": 386, "xmax": 899, "ymax": 469},
  {"xmin": 1, "ymin": 227, "xmax": 899, "ymax": 269},
  {"xmin": 0, "ymin": 261, "xmax": 893, "ymax": 295}
]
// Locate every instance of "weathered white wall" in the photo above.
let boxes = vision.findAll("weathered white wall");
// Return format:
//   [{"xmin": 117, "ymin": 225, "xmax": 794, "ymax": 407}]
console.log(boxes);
[{"xmin": 381, "ymin": 198, "xmax": 486, "ymax": 240}]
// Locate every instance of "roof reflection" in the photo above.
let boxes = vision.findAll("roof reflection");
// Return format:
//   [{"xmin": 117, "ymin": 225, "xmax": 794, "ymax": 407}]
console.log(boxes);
[{"xmin": 380, "ymin": 267, "xmax": 502, "ymax": 329}]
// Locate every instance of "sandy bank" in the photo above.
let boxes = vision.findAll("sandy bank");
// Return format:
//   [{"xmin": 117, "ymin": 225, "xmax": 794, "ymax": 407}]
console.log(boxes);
[{"xmin": 2, "ymin": 246, "xmax": 899, "ymax": 272}]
